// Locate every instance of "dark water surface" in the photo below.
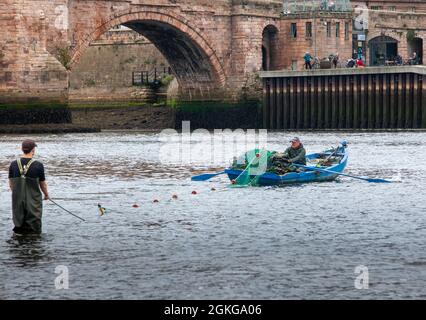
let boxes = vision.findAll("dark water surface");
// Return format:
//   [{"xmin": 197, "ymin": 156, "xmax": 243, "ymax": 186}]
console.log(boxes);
[{"xmin": 0, "ymin": 131, "xmax": 425, "ymax": 299}]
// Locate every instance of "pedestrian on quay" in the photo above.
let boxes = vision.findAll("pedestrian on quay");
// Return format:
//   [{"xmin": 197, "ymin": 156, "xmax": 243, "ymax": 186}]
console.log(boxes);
[
  {"xmin": 410, "ymin": 51, "xmax": 419, "ymax": 65},
  {"xmin": 356, "ymin": 58, "xmax": 365, "ymax": 68},
  {"xmin": 304, "ymin": 52, "xmax": 313, "ymax": 70},
  {"xmin": 358, "ymin": 48, "xmax": 363, "ymax": 61},
  {"xmin": 332, "ymin": 52, "xmax": 339, "ymax": 68}
]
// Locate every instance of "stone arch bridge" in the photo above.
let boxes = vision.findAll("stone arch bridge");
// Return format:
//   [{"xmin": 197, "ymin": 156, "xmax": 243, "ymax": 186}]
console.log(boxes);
[{"xmin": 0, "ymin": 0, "xmax": 286, "ymax": 103}]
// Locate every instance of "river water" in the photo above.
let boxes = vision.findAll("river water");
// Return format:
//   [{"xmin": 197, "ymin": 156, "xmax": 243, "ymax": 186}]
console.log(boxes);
[{"xmin": 0, "ymin": 131, "xmax": 425, "ymax": 299}]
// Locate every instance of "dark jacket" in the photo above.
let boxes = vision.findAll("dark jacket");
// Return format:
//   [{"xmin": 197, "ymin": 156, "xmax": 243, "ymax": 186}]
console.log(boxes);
[{"xmin": 283, "ymin": 144, "xmax": 307, "ymax": 165}]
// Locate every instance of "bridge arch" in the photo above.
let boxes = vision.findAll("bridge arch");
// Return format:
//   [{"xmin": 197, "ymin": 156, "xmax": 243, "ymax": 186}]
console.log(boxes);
[{"xmin": 70, "ymin": 11, "xmax": 226, "ymax": 99}]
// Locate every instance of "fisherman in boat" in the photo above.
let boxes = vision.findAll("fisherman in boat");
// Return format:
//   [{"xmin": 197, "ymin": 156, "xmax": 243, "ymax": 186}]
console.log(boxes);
[
  {"xmin": 282, "ymin": 137, "xmax": 307, "ymax": 165},
  {"xmin": 270, "ymin": 137, "xmax": 307, "ymax": 174},
  {"xmin": 8, "ymin": 140, "xmax": 50, "ymax": 235}
]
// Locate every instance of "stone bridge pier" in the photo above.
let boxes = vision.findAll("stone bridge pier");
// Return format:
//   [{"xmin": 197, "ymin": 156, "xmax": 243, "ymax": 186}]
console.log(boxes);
[{"xmin": 0, "ymin": 0, "xmax": 284, "ymax": 104}]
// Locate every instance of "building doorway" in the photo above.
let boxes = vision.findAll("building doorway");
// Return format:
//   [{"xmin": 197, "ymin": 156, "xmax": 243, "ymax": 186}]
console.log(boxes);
[
  {"xmin": 368, "ymin": 36, "xmax": 398, "ymax": 66},
  {"xmin": 408, "ymin": 37, "xmax": 423, "ymax": 64},
  {"xmin": 262, "ymin": 25, "xmax": 279, "ymax": 71}
]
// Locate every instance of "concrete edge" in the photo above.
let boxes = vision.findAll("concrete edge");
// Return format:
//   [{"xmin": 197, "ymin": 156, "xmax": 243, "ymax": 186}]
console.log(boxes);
[{"xmin": 259, "ymin": 66, "xmax": 426, "ymax": 78}]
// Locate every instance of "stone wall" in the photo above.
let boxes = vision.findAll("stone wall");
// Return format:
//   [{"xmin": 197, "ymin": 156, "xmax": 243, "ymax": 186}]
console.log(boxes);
[
  {"xmin": 278, "ymin": 13, "xmax": 353, "ymax": 70},
  {"xmin": 0, "ymin": 0, "xmax": 69, "ymax": 103},
  {"xmin": 352, "ymin": 0, "xmax": 426, "ymax": 13}
]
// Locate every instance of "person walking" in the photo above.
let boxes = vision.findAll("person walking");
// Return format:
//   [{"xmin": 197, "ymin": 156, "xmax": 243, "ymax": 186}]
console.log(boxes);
[
  {"xmin": 303, "ymin": 52, "xmax": 313, "ymax": 70},
  {"xmin": 332, "ymin": 52, "xmax": 339, "ymax": 68},
  {"xmin": 8, "ymin": 139, "xmax": 49, "ymax": 235},
  {"xmin": 357, "ymin": 48, "xmax": 363, "ymax": 61}
]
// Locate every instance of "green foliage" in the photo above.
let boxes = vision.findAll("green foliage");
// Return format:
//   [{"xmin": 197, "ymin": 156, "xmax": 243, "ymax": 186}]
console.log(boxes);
[
  {"xmin": 407, "ymin": 29, "xmax": 417, "ymax": 42},
  {"xmin": 161, "ymin": 74, "xmax": 174, "ymax": 87},
  {"xmin": 84, "ymin": 78, "xmax": 96, "ymax": 87},
  {"xmin": 55, "ymin": 47, "xmax": 72, "ymax": 70},
  {"xmin": 167, "ymin": 98, "xmax": 178, "ymax": 108}
]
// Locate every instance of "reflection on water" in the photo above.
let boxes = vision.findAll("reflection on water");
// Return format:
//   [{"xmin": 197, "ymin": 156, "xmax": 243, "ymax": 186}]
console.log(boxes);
[
  {"xmin": 5, "ymin": 235, "xmax": 49, "ymax": 268},
  {"xmin": 0, "ymin": 131, "xmax": 425, "ymax": 299}
]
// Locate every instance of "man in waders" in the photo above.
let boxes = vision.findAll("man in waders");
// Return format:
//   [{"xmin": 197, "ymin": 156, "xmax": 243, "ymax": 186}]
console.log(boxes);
[{"xmin": 8, "ymin": 140, "xmax": 49, "ymax": 235}]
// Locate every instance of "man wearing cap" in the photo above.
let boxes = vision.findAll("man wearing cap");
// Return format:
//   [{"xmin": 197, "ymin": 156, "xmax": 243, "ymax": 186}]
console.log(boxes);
[
  {"xmin": 8, "ymin": 139, "xmax": 49, "ymax": 235},
  {"xmin": 283, "ymin": 137, "xmax": 307, "ymax": 165},
  {"xmin": 271, "ymin": 137, "xmax": 307, "ymax": 174}
]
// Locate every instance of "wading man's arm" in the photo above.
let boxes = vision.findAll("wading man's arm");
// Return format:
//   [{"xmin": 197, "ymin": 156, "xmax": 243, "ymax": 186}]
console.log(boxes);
[
  {"xmin": 39, "ymin": 181, "xmax": 50, "ymax": 200},
  {"xmin": 9, "ymin": 179, "xmax": 12, "ymax": 191}
]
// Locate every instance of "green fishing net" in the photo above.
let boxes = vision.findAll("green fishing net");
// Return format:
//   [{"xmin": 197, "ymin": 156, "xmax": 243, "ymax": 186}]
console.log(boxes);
[{"xmin": 230, "ymin": 149, "xmax": 275, "ymax": 187}]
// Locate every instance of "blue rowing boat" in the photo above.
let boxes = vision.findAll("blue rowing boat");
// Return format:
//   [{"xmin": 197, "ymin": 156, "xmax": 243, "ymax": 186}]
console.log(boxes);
[{"xmin": 225, "ymin": 144, "xmax": 349, "ymax": 186}]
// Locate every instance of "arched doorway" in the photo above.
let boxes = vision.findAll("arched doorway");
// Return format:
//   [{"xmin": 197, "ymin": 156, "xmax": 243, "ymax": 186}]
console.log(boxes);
[
  {"xmin": 408, "ymin": 37, "xmax": 423, "ymax": 64},
  {"xmin": 368, "ymin": 36, "xmax": 398, "ymax": 66},
  {"xmin": 262, "ymin": 25, "xmax": 279, "ymax": 71}
]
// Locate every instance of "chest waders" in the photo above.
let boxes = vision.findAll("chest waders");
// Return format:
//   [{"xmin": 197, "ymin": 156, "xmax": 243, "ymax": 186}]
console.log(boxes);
[{"xmin": 11, "ymin": 159, "xmax": 43, "ymax": 234}]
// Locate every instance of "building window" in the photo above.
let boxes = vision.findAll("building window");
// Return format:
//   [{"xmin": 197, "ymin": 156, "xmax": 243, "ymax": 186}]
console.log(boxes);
[
  {"xmin": 336, "ymin": 22, "xmax": 340, "ymax": 37},
  {"xmin": 371, "ymin": 6, "xmax": 382, "ymax": 10},
  {"xmin": 388, "ymin": 6, "xmax": 396, "ymax": 11},
  {"xmin": 345, "ymin": 22, "xmax": 349, "ymax": 40},
  {"xmin": 306, "ymin": 22, "xmax": 312, "ymax": 38},
  {"xmin": 411, "ymin": 7, "xmax": 416, "ymax": 12},
  {"xmin": 5, "ymin": 72, "xmax": 12, "ymax": 82},
  {"xmin": 326, "ymin": 22, "xmax": 331, "ymax": 37},
  {"xmin": 291, "ymin": 23, "xmax": 297, "ymax": 38}
]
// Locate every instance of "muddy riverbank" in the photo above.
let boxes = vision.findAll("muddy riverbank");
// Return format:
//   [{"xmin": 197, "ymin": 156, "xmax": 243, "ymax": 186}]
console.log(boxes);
[
  {"xmin": 71, "ymin": 104, "xmax": 175, "ymax": 130},
  {"xmin": 0, "ymin": 101, "xmax": 261, "ymax": 133}
]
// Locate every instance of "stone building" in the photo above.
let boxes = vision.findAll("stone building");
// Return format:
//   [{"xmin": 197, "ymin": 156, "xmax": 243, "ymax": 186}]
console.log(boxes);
[
  {"xmin": 352, "ymin": 0, "xmax": 426, "ymax": 66},
  {"xmin": 274, "ymin": 0, "xmax": 353, "ymax": 70}
]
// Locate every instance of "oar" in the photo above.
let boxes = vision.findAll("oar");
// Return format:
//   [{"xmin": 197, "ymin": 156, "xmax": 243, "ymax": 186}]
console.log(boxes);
[
  {"xmin": 49, "ymin": 199, "xmax": 86, "ymax": 222},
  {"xmin": 293, "ymin": 164, "xmax": 392, "ymax": 183},
  {"xmin": 191, "ymin": 171, "xmax": 226, "ymax": 181}
]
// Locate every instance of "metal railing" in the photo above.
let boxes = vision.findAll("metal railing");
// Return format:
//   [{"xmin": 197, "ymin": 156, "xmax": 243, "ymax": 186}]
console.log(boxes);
[
  {"xmin": 283, "ymin": 0, "xmax": 352, "ymax": 14},
  {"xmin": 132, "ymin": 67, "xmax": 172, "ymax": 86}
]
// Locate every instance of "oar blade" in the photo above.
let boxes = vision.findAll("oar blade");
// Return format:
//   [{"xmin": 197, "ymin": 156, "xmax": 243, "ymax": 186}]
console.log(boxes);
[
  {"xmin": 191, "ymin": 172, "xmax": 224, "ymax": 181},
  {"xmin": 367, "ymin": 178, "xmax": 392, "ymax": 184}
]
